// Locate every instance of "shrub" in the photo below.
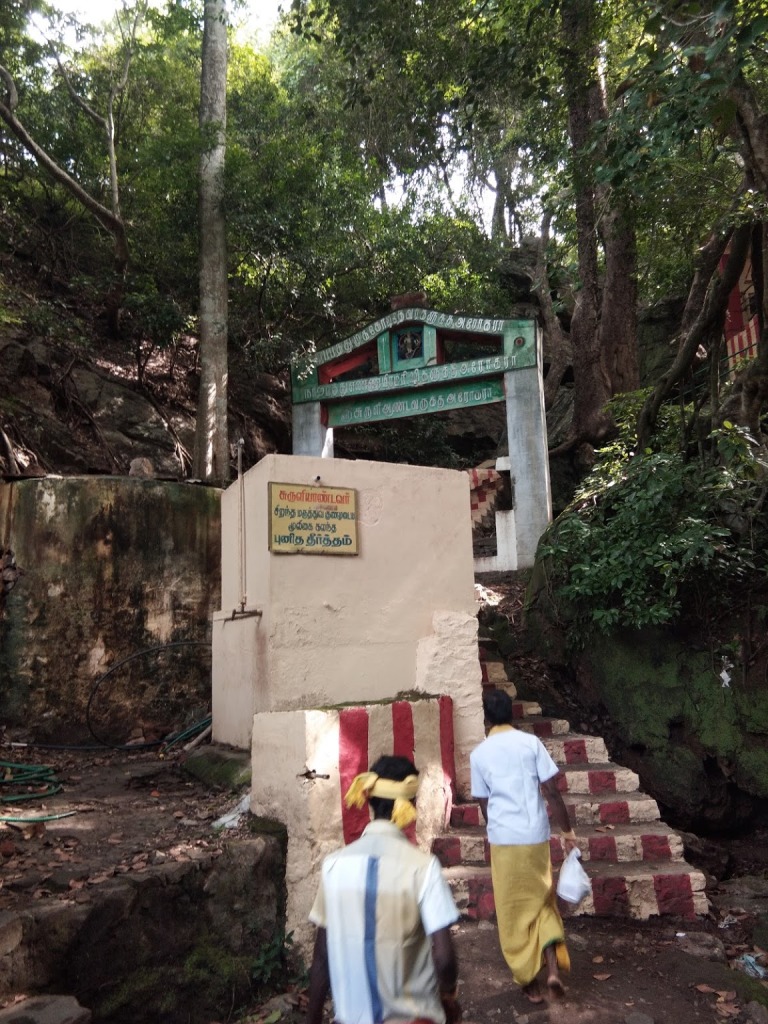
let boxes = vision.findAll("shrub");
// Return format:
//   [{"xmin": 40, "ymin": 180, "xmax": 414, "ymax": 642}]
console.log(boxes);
[{"xmin": 538, "ymin": 394, "xmax": 768, "ymax": 646}]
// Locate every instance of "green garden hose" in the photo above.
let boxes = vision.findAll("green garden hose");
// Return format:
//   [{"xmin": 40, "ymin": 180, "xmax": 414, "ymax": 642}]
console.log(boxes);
[
  {"xmin": 161, "ymin": 715, "xmax": 213, "ymax": 751},
  {"xmin": 0, "ymin": 759, "xmax": 62, "ymax": 802},
  {"xmin": 0, "ymin": 810, "xmax": 76, "ymax": 823}
]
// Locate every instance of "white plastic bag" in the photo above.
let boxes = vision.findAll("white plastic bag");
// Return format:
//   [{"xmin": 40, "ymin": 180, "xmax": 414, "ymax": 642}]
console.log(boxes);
[{"xmin": 556, "ymin": 846, "xmax": 591, "ymax": 905}]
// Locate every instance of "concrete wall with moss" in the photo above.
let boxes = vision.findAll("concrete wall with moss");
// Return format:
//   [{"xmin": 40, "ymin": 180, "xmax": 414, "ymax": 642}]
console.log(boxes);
[{"xmin": 0, "ymin": 477, "xmax": 221, "ymax": 742}]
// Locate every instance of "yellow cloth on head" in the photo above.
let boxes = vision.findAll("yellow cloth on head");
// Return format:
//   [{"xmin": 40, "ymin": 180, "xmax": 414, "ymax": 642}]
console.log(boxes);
[
  {"xmin": 344, "ymin": 772, "xmax": 419, "ymax": 829},
  {"xmin": 490, "ymin": 841, "xmax": 570, "ymax": 987}
]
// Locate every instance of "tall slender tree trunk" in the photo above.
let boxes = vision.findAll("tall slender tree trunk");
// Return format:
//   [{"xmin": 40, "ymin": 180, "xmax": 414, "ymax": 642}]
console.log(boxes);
[
  {"xmin": 193, "ymin": 0, "xmax": 229, "ymax": 483},
  {"xmin": 559, "ymin": 0, "xmax": 639, "ymax": 444},
  {"xmin": 532, "ymin": 212, "xmax": 574, "ymax": 408},
  {"xmin": 560, "ymin": 0, "xmax": 611, "ymax": 442}
]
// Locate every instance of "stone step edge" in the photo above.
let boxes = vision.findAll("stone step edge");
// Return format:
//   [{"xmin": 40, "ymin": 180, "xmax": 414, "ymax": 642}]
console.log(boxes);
[
  {"xmin": 463, "ymin": 729, "xmax": 610, "ymax": 764},
  {"xmin": 451, "ymin": 793, "xmax": 660, "ymax": 829},
  {"xmin": 552, "ymin": 763, "xmax": 640, "ymax": 794},
  {"xmin": 433, "ymin": 823, "xmax": 687, "ymax": 867},
  {"xmin": 513, "ymin": 700, "xmax": 542, "ymax": 718},
  {"xmin": 449, "ymin": 761, "xmax": 645, "ymax": 815},
  {"xmin": 517, "ymin": 718, "xmax": 575, "ymax": 737},
  {"xmin": 478, "ymin": 694, "xmax": 543, "ymax": 718},
  {"xmin": 443, "ymin": 862, "xmax": 709, "ymax": 922},
  {"xmin": 542, "ymin": 733, "xmax": 610, "ymax": 764}
]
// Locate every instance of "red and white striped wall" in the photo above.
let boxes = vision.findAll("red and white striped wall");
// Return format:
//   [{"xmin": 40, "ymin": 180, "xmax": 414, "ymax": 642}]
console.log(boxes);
[{"xmin": 338, "ymin": 696, "xmax": 457, "ymax": 846}]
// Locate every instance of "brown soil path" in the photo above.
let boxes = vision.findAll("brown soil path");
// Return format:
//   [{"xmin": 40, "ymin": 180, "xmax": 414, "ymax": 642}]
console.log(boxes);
[
  {"xmin": 454, "ymin": 914, "xmax": 764, "ymax": 1024},
  {"xmin": 251, "ymin": 908, "xmax": 768, "ymax": 1024}
]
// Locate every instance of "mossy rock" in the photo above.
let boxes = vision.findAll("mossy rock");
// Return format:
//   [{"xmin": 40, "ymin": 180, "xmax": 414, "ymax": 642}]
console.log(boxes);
[
  {"xmin": 184, "ymin": 744, "xmax": 251, "ymax": 790},
  {"xmin": 525, "ymin": 568, "xmax": 768, "ymax": 830}
]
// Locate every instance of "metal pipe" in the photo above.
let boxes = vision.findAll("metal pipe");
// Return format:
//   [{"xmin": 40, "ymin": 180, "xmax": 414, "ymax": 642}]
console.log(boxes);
[{"xmin": 237, "ymin": 437, "xmax": 247, "ymax": 612}]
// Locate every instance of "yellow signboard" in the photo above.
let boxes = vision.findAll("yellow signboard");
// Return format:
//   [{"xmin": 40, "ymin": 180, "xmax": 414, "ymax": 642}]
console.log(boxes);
[{"xmin": 268, "ymin": 482, "xmax": 359, "ymax": 555}]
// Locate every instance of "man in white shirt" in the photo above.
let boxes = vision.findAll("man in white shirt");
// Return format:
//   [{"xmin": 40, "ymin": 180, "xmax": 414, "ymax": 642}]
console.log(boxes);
[
  {"xmin": 306, "ymin": 755, "xmax": 461, "ymax": 1024},
  {"xmin": 470, "ymin": 689, "xmax": 578, "ymax": 1004}
]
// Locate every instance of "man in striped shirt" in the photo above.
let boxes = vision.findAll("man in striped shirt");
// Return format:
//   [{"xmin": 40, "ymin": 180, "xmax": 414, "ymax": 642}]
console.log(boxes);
[{"xmin": 306, "ymin": 755, "xmax": 461, "ymax": 1024}]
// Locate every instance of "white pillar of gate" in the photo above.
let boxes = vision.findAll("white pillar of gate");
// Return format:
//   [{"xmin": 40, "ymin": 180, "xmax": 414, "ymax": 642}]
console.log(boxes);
[
  {"xmin": 292, "ymin": 402, "xmax": 334, "ymax": 458},
  {"xmin": 473, "ymin": 329, "xmax": 551, "ymax": 573},
  {"xmin": 503, "ymin": 349, "xmax": 552, "ymax": 568}
]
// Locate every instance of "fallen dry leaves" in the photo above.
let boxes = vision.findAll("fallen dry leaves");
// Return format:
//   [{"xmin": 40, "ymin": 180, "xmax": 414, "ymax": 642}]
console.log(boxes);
[{"xmin": 694, "ymin": 984, "xmax": 739, "ymax": 1018}]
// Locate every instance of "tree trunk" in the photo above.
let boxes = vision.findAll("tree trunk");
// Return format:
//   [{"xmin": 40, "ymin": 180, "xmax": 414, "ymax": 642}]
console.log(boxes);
[
  {"xmin": 555, "ymin": 0, "xmax": 641, "ymax": 447},
  {"xmin": 715, "ymin": 227, "xmax": 768, "ymax": 436},
  {"xmin": 730, "ymin": 74, "xmax": 768, "ymax": 196},
  {"xmin": 193, "ymin": 0, "xmax": 229, "ymax": 484},
  {"xmin": 491, "ymin": 155, "xmax": 513, "ymax": 243},
  {"xmin": 560, "ymin": 0, "xmax": 612, "ymax": 443},
  {"xmin": 597, "ymin": 202, "xmax": 639, "ymax": 394},
  {"xmin": 531, "ymin": 212, "xmax": 573, "ymax": 408},
  {"xmin": 636, "ymin": 223, "xmax": 752, "ymax": 449}
]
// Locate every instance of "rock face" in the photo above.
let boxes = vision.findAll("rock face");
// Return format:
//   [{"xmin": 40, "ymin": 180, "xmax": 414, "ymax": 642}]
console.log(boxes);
[
  {"xmin": 525, "ymin": 587, "xmax": 768, "ymax": 833},
  {"xmin": 0, "ymin": 995, "xmax": 91, "ymax": 1024},
  {"xmin": 0, "ymin": 331, "xmax": 291, "ymax": 479}
]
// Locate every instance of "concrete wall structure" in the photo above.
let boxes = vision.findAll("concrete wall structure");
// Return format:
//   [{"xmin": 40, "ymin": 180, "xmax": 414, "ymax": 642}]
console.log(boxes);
[{"xmin": 213, "ymin": 453, "xmax": 484, "ymax": 793}]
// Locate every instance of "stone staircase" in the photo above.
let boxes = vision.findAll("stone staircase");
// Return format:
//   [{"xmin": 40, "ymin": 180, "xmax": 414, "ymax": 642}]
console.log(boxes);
[{"xmin": 434, "ymin": 642, "xmax": 709, "ymax": 922}]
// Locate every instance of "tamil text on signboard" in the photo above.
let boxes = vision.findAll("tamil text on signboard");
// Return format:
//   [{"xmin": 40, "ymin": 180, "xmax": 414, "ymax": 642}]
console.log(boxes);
[{"xmin": 268, "ymin": 482, "xmax": 359, "ymax": 555}]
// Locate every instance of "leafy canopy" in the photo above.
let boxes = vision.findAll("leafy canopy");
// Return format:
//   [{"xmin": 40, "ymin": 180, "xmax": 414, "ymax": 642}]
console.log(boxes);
[{"xmin": 538, "ymin": 393, "xmax": 768, "ymax": 644}]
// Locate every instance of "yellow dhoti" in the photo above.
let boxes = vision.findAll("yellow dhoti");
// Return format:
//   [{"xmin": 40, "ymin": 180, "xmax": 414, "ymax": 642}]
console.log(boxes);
[{"xmin": 490, "ymin": 841, "xmax": 570, "ymax": 987}]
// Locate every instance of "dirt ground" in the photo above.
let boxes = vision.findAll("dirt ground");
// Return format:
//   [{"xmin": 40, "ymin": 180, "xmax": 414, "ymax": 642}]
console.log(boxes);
[
  {"xmin": 453, "ymin": 913, "xmax": 768, "ymax": 1024},
  {"xmin": 0, "ymin": 743, "xmax": 235, "ymax": 913},
  {"xmin": 2, "ymin": 744, "xmax": 768, "ymax": 1024}
]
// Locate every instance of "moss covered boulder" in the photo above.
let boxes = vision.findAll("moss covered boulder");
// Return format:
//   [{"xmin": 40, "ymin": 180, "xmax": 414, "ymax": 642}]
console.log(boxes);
[{"xmin": 525, "ymin": 582, "xmax": 768, "ymax": 832}]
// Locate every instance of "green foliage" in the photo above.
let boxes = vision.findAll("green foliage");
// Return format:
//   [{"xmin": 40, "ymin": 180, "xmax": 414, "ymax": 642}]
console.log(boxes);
[
  {"xmin": 585, "ymin": 0, "xmax": 768, "ymax": 301},
  {"xmin": 223, "ymin": 33, "xmax": 518, "ymax": 365},
  {"xmin": 0, "ymin": 278, "xmax": 21, "ymax": 329},
  {"xmin": 184, "ymin": 941, "xmax": 252, "ymax": 989},
  {"xmin": 539, "ymin": 395, "xmax": 768, "ymax": 645},
  {"xmin": 7, "ymin": 0, "xmax": 768, "ymax": 436},
  {"xmin": 2, "ymin": 1, "xmax": 531, "ymax": 381},
  {"xmin": 250, "ymin": 929, "xmax": 295, "ymax": 990},
  {"xmin": 123, "ymin": 280, "xmax": 187, "ymax": 348}
]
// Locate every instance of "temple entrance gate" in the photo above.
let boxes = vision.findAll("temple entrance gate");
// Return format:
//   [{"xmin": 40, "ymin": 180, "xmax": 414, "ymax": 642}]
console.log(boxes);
[{"xmin": 291, "ymin": 306, "xmax": 551, "ymax": 569}]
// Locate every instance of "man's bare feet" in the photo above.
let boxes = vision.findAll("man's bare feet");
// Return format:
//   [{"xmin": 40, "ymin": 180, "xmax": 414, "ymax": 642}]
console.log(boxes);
[
  {"xmin": 547, "ymin": 976, "xmax": 566, "ymax": 1000},
  {"xmin": 543, "ymin": 943, "xmax": 566, "ymax": 999},
  {"xmin": 522, "ymin": 981, "xmax": 545, "ymax": 1004}
]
